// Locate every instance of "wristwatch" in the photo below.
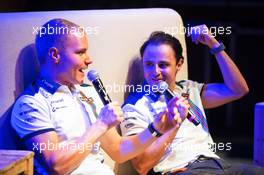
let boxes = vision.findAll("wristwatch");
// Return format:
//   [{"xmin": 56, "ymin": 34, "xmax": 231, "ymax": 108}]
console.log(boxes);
[
  {"xmin": 148, "ymin": 122, "xmax": 163, "ymax": 137},
  {"xmin": 210, "ymin": 42, "xmax": 225, "ymax": 55}
]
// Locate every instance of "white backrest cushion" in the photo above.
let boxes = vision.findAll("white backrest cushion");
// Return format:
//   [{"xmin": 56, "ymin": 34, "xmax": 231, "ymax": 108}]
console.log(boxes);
[
  {"xmin": 0, "ymin": 8, "xmax": 187, "ymax": 118},
  {"xmin": 0, "ymin": 8, "xmax": 187, "ymax": 172}
]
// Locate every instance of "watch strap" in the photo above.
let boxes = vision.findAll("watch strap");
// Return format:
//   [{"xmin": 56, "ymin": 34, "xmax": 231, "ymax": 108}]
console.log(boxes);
[
  {"xmin": 148, "ymin": 122, "xmax": 163, "ymax": 137},
  {"xmin": 210, "ymin": 42, "xmax": 225, "ymax": 55}
]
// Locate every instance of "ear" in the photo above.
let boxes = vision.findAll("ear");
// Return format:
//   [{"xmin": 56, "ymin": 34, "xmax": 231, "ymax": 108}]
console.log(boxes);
[
  {"xmin": 176, "ymin": 58, "xmax": 184, "ymax": 71},
  {"xmin": 48, "ymin": 47, "xmax": 60, "ymax": 64}
]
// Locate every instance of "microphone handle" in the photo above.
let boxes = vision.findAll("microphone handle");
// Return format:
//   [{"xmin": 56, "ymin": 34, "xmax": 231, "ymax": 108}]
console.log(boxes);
[
  {"xmin": 187, "ymin": 111, "xmax": 200, "ymax": 126},
  {"xmin": 92, "ymin": 78, "xmax": 112, "ymax": 105},
  {"xmin": 164, "ymin": 89, "xmax": 200, "ymax": 126}
]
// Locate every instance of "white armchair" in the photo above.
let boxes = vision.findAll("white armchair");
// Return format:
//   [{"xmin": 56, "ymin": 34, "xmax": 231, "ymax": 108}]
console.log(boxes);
[{"xmin": 0, "ymin": 8, "xmax": 188, "ymax": 174}]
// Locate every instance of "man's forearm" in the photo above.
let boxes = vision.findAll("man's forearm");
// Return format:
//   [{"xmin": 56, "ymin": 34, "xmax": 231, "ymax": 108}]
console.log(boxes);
[
  {"xmin": 44, "ymin": 120, "xmax": 109, "ymax": 175},
  {"xmin": 131, "ymin": 127, "xmax": 178, "ymax": 174},
  {"xmin": 214, "ymin": 49, "xmax": 249, "ymax": 96},
  {"xmin": 101, "ymin": 125, "xmax": 159, "ymax": 163}
]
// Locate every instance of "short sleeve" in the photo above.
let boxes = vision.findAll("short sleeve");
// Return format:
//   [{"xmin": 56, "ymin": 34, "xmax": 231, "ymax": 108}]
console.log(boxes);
[
  {"xmin": 11, "ymin": 95, "xmax": 55, "ymax": 140},
  {"xmin": 181, "ymin": 80, "xmax": 205, "ymax": 95},
  {"xmin": 120, "ymin": 104, "xmax": 149, "ymax": 136}
]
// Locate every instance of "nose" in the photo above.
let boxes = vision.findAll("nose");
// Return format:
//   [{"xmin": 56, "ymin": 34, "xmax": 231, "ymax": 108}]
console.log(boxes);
[
  {"xmin": 84, "ymin": 54, "xmax": 92, "ymax": 66},
  {"xmin": 154, "ymin": 64, "xmax": 161, "ymax": 76}
]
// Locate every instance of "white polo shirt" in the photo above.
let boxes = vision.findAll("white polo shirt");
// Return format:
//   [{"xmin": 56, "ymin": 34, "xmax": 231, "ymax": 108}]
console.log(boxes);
[
  {"xmin": 120, "ymin": 80, "xmax": 219, "ymax": 173},
  {"xmin": 11, "ymin": 77, "xmax": 114, "ymax": 175}
]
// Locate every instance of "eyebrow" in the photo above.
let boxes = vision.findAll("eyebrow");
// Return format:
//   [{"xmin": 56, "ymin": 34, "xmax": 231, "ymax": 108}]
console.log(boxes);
[
  {"xmin": 143, "ymin": 60, "xmax": 169, "ymax": 64},
  {"xmin": 75, "ymin": 48, "xmax": 87, "ymax": 53},
  {"xmin": 159, "ymin": 61, "xmax": 169, "ymax": 64}
]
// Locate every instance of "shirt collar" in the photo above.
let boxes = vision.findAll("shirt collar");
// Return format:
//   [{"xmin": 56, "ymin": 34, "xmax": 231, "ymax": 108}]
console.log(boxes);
[{"xmin": 35, "ymin": 76, "xmax": 61, "ymax": 94}]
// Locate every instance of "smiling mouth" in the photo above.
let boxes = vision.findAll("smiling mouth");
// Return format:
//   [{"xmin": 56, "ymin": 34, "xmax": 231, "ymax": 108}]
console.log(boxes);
[
  {"xmin": 152, "ymin": 79, "xmax": 163, "ymax": 83},
  {"xmin": 152, "ymin": 78, "xmax": 163, "ymax": 81},
  {"xmin": 79, "ymin": 68, "xmax": 86, "ymax": 73}
]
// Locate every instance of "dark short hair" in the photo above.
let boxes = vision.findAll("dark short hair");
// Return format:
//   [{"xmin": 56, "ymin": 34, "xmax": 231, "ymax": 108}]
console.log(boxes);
[{"xmin": 140, "ymin": 31, "xmax": 184, "ymax": 63}]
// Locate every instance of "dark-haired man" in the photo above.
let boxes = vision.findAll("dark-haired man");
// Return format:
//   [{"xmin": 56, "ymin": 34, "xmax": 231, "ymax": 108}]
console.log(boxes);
[{"xmin": 121, "ymin": 25, "xmax": 264, "ymax": 175}]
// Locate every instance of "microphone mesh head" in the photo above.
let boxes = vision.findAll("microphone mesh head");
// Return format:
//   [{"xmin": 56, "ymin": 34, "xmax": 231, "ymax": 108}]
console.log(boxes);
[
  {"xmin": 157, "ymin": 81, "xmax": 168, "ymax": 94},
  {"xmin": 87, "ymin": 70, "xmax": 99, "ymax": 81}
]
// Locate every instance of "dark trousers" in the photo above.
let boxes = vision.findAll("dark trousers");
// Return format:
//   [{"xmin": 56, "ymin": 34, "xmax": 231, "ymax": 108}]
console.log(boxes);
[{"xmin": 148, "ymin": 157, "xmax": 264, "ymax": 175}]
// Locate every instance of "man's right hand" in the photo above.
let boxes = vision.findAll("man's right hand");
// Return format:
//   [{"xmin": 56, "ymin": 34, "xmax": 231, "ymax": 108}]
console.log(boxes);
[
  {"xmin": 169, "ymin": 96, "xmax": 189, "ymax": 122},
  {"xmin": 153, "ymin": 96, "xmax": 190, "ymax": 134},
  {"xmin": 98, "ymin": 101, "xmax": 124, "ymax": 129}
]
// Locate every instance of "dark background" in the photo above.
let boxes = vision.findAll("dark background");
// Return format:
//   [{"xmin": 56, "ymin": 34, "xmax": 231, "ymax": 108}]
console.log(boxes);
[{"xmin": 1, "ymin": 0, "xmax": 263, "ymax": 161}]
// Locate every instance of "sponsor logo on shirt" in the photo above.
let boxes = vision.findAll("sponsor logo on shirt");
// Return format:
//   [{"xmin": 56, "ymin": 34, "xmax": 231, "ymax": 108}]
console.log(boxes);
[
  {"xmin": 52, "ymin": 106, "xmax": 67, "ymax": 112},
  {"xmin": 40, "ymin": 88, "xmax": 51, "ymax": 98},
  {"xmin": 51, "ymin": 98, "xmax": 64, "ymax": 104},
  {"xmin": 50, "ymin": 98, "xmax": 67, "ymax": 112},
  {"xmin": 125, "ymin": 123, "xmax": 135, "ymax": 128},
  {"xmin": 124, "ymin": 117, "xmax": 137, "ymax": 121}
]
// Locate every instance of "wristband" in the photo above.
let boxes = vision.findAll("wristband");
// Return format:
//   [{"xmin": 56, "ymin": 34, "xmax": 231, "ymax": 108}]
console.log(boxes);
[
  {"xmin": 210, "ymin": 42, "xmax": 225, "ymax": 55},
  {"xmin": 148, "ymin": 122, "xmax": 163, "ymax": 137}
]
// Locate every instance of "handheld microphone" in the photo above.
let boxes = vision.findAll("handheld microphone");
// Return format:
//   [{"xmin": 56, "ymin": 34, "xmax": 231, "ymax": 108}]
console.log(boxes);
[
  {"xmin": 87, "ymin": 70, "xmax": 112, "ymax": 105},
  {"xmin": 157, "ymin": 81, "xmax": 200, "ymax": 126}
]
